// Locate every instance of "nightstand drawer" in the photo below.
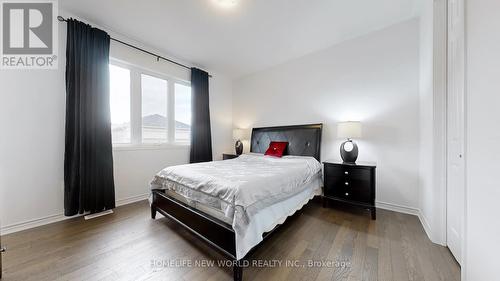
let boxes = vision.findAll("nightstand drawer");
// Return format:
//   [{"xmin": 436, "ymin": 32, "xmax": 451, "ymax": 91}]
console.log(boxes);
[
  {"xmin": 324, "ymin": 175, "xmax": 344, "ymax": 197},
  {"xmin": 343, "ymin": 168, "xmax": 371, "ymax": 181},
  {"xmin": 342, "ymin": 178, "xmax": 370, "ymax": 190},
  {"xmin": 324, "ymin": 164, "xmax": 346, "ymax": 178},
  {"xmin": 324, "ymin": 164, "xmax": 371, "ymax": 180},
  {"xmin": 324, "ymin": 177, "xmax": 371, "ymax": 200},
  {"xmin": 342, "ymin": 182, "xmax": 371, "ymax": 203}
]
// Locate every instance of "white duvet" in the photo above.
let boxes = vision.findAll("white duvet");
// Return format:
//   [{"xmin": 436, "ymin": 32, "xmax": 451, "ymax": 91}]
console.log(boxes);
[{"xmin": 150, "ymin": 153, "xmax": 322, "ymax": 258}]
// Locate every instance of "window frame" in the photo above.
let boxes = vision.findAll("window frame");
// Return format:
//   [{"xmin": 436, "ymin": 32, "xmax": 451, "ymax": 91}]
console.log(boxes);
[
  {"xmin": 173, "ymin": 82, "xmax": 194, "ymax": 143},
  {"xmin": 109, "ymin": 62, "xmax": 132, "ymax": 145},
  {"xmin": 109, "ymin": 58, "xmax": 192, "ymax": 150}
]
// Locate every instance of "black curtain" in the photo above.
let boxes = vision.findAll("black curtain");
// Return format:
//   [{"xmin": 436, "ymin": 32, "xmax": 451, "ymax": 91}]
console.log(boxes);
[
  {"xmin": 64, "ymin": 19, "xmax": 115, "ymax": 216},
  {"xmin": 190, "ymin": 68, "xmax": 213, "ymax": 163}
]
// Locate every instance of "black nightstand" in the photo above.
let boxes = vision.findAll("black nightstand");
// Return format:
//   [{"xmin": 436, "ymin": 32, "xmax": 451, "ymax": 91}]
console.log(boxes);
[
  {"xmin": 323, "ymin": 161, "xmax": 377, "ymax": 219},
  {"xmin": 222, "ymin": 153, "xmax": 238, "ymax": 160}
]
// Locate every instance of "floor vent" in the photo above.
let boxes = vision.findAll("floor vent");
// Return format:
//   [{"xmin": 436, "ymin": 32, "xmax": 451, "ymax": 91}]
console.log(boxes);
[{"xmin": 84, "ymin": 210, "xmax": 114, "ymax": 220}]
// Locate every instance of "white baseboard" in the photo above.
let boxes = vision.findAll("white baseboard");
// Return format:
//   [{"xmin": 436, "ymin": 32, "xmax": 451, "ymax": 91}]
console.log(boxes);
[
  {"xmin": 376, "ymin": 201, "xmax": 446, "ymax": 246},
  {"xmin": 418, "ymin": 211, "xmax": 434, "ymax": 240},
  {"xmin": 417, "ymin": 211, "xmax": 446, "ymax": 246},
  {"xmin": 376, "ymin": 200, "xmax": 420, "ymax": 216},
  {"xmin": 116, "ymin": 193, "xmax": 149, "ymax": 207},
  {"xmin": 0, "ymin": 193, "xmax": 149, "ymax": 235},
  {"xmin": 0, "ymin": 213, "xmax": 82, "ymax": 236}
]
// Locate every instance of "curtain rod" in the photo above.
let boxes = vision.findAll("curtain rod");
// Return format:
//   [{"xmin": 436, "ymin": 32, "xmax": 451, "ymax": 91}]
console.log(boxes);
[{"xmin": 57, "ymin": 16, "xmax": 212, "ymax": 78}]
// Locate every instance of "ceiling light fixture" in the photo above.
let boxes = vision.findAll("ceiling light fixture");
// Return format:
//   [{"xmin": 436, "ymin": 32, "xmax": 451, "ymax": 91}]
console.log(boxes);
[{"xmin": 214, "ymin": 0, "xmax": 238, "ymax": 8}]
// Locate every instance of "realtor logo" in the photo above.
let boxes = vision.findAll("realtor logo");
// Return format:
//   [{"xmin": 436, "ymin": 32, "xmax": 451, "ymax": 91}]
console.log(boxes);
[{"xmin": 1, "ymin": 0, "xmax": 58, "ymax": 69}]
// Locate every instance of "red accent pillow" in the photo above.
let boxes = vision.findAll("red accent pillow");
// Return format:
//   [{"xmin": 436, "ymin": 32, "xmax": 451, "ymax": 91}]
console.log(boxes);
[{"xmin": 264, "ymin": 141, "xmax": 288, "ymax": 157}]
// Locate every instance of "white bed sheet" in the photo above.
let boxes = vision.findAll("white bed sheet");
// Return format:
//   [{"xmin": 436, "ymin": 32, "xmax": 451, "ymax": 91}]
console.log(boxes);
[
  {"xmin": 163, "ymin": 189, "xmax": 233, "ymax": 224},
  {"xmin": 235, "ymin": 174, "xmax": 321, "ymax": 259}
]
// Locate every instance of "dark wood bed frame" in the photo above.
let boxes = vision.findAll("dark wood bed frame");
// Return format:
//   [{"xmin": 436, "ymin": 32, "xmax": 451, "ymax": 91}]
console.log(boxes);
[{"xmin": 151, "ymin": 123, "xmax": 323, "ymax": 281}]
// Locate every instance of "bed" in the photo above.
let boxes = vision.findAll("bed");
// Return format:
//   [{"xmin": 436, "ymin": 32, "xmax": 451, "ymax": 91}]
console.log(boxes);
[{"xmin": 150, "ymin": 124, "xmax": 323, "ymax": 281}]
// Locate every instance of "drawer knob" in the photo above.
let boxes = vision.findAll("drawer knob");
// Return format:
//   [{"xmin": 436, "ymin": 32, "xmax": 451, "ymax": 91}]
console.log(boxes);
[
  {"xmin": 345, "ymin": 171, "xmax": 349, "ymax": 175},
  {"xmin": 345, "ymin": 182, "xmax": 349, "ymax": 186},
  {"xmin": 345, "ymin": 192, "xmax": 349, "ymax": 196}
]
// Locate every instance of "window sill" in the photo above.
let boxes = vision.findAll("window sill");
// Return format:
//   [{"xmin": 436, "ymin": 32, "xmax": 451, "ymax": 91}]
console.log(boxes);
[{"xmin": 113, "ymin": 143, "xmax": 190, "ymax": 151}]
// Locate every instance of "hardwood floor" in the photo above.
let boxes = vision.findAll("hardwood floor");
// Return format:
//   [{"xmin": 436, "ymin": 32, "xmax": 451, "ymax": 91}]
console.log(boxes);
[{"xmin": 1, "ymin": 200, "xmax": 460, "ymax": 281}]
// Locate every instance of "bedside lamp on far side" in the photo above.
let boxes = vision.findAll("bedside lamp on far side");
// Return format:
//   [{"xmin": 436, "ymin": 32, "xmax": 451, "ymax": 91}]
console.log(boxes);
[
  {"xmin": 337, "ymin": 121, "xmax": 362, "ymax": 163},
  {"xmin": 233, "ymin": 128, "xmax": 245, "ymax": 155}
]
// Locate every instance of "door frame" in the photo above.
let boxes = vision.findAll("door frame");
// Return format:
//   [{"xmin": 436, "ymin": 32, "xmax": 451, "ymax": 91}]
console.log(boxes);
[
  {"xmin": 439, "ymin": 0, "xmax": 467, "ymax": 276},
  {"xmin": 446, "ymin": 0, "xmax": 466, "ymax": 266},
  {"xmin": 434, "ymin": 0, "xmax": 467, "ymax": 274}
]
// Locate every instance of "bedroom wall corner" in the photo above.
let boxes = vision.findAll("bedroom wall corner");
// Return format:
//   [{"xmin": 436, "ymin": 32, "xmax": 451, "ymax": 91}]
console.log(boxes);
[{"xmin": 209, "ymin": 72, "xmax": 234, "ymax": 161}]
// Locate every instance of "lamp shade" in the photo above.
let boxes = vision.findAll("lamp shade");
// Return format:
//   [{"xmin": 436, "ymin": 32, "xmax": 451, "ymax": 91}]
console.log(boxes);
[
  {"xmin": 337, "ymin": 121, "xmax": 362, "ymax": 139},
  {"xmin": 233, "ymin": 129, "xmax": 243, "ymax": 140},
  {"xmin": 233, "ymin": 128, "xmax": 250, "ymax": 140}
]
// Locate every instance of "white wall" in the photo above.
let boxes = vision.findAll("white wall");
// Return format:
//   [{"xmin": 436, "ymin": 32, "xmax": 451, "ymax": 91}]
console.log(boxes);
[
  {"xmin": 0, "ymin": 25, "xmax": 66, "ymax": 232},
  {"xmin": 465, "ymin": 1, "xmax": 500, "ymax": 280},
  {"xmin": 233, "ymin": 19, "xmax": 421, "ymax": 211},
  {"xmin": 418, "ymin": 0, "xmax": 436, "ymax": 242},
  {"xmin": 417, "ymin": 0, "xmax": 447, "ymax": 245},
  {"xmin": 0, "ymin": 11, "xmax": 233, "ymax": 233}
]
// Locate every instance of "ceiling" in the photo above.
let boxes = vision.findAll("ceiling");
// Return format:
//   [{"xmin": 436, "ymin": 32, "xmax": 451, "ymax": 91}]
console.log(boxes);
[{"xmin": 60, "ymin": 0, "xmax": 420, "ymax": 78}]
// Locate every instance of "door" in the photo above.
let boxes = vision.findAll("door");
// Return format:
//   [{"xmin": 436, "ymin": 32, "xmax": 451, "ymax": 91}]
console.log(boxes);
[{"xmin": 447, "ymin": 0, "xmax": 465, "ymax": 265}]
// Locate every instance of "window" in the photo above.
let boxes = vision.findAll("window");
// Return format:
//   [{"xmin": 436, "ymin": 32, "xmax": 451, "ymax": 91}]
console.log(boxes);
[
  {"xmin": 175, "ymin": 83, "xmax": 191, "ymax": 142},
  {"xmin": 109, "ymin": 64, "xmax": 131, "ymax": 144},
  {"xmin": 142, "ymin": 74, "xmax": 168, "ymax": 143},
  {"xmin": 109, "ymin": 61, "xmax": 191, "ymax": 147}
]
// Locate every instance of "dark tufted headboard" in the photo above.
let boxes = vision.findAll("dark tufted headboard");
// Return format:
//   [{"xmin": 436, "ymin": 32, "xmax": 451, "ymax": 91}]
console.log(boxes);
[{"xmin": 250, "ymin": 124, "xmax": 323, "ymax": 161}]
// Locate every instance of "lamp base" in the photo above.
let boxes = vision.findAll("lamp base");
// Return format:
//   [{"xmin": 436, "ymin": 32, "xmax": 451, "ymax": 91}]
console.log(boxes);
[
  {"xmin": 235, "ymin": 140, "xmax": 243, "ymax": 155},
  {"xmin": 340, "ymin": 139, "xmax": 358, "ymax": 163}
]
